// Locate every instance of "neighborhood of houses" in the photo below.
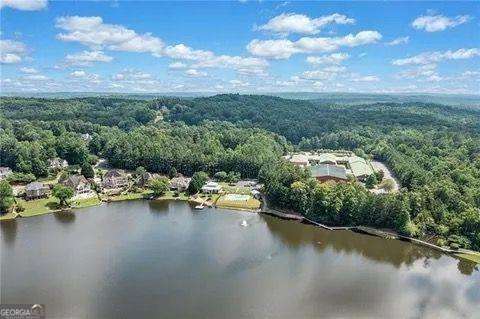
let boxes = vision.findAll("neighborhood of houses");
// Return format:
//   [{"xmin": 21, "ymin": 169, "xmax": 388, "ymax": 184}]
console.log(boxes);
[
  {"xmin": 0, "ymin": 156, "xmax": 264, "ymax": 218},
  {"xmin": 284, "ymin": 150, "xmax": 398, "ymax": 192}
]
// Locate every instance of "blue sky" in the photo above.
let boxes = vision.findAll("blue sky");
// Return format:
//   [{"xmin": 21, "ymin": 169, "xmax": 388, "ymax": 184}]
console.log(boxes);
[{"xmin": 1, "ymin": 0, "xmax": 479, "ymax": 94}]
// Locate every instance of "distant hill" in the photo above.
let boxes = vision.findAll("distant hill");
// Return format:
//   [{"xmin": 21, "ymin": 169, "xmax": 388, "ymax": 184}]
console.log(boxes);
[{"xmin": 1, "ymin": 91, "xmax": 479, "ymax": 108}]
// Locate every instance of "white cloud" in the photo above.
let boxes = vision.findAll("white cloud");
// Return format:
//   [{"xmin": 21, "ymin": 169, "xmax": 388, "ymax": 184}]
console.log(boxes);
[
  {"xmin": 258, "ymin": 13, "xmax": 355, "ymax": 35},
  {"xmin": 392, "ymin": 48, "xmax": 480, "ymax": 65},
  {"xmin": 397, "ymin": 63, "xmax": 438, "ymax": 79},
  {"xmin": 306, "ymin": 52, "xmax": 349, "ymax": 65},
  {"xmin": 185, "ymin": 69, "xmax": 207, "ymax": 77},
  {"xmin": 386, "ymin": 36, "xmax": 409, "ymax": 46},
  {"xmin": 112, "ymin": 70, "xmax": 152, "ymax": 81},
  {"xmin": 0, "ymin": 39, "xmax": 27, "ymax": 64},
  {"xmin": 20, "ymin": 67, "xmax": 38, "ymax": 74},
  {"xmin": 248, "ymin": 31, "xmax": 382, "ymax": 59},
  {"xmin": 0, "ymin": 0, "xmax": 47, "ymax": 10},
  {"xmin": 56, "ymin": 16, "xmax": 164, "ymax": 56},
  {"xmin": 412, "ymin": 14, "xmax": 471, "ymax": 32},
  {"xmin": 24, "ymin": 74, "xmax": 49, "ymax": 81},
  {"xmin": 64, "ymin": 50, "xmax": 113, "ymax": 66},
  {"xmin": 169, "ymin": 61, "xmax": 188, "ymax": 69},
  {"xmin": 70, "ymin": 70, "xmax": 86, "ymax": 78},
  {"xmin": 350, "ymin": 75, "xmax": 379, "ymax": 82},
  {"xmin": 69, "ymin": 70, "xmax": 101, "ymax": 83}
]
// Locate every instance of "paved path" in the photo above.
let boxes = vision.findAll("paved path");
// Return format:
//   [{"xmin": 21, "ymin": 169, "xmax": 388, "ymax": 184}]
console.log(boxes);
[{"xmin": 371, "ymin": 160, "xmax": 400, "ymax": 192}]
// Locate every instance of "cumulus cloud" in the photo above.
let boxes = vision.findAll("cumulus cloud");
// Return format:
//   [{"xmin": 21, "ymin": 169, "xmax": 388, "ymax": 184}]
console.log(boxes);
[
  {"xmin": 0, "ymin": 0, "xmax": 47, "ymax": 10},
  {"xmin": 258, "ymin": 13, "xmax": 355, "ymax": 35},
  {"xmin": 168, "ymin": 61, "xmax": 188, "ymax": 70},
  {"xmin": 392, "ymin": 48, "xmax": 480, "ymax": 65},
  {"xmin": 248, "ymin": 30, "xmax": 382, "ymax": 59},
  {"xmin": 64, "ymin": 50, "xmax": 113, "ymax": 66},
  {"xmin": 306, "ymin": 52, "xmax": 349, "ymax": 65},
  {"xmin": 56, "ymin": 16, "xmax": 164, "ymax": 56},
  {"xmin": 112, "ymin": 70, "xmax": 152, "ymax": 81},
  {"xmin": 55, "ymin": 16, "xmax": 268, "ymax": 76},
  {"xmin": 0, "ymin": 39, "xmax": 27, "ymax": 64},
  {"xmin": 412, "ymin": 14, "xmax": 471, "ymax": 32},
  {"xmin": 350, "ymin": 75, "xmax": 379, "ymax": 82},
  {"xmin": 24, "ymin": 74, "xmax": 48, "ymax": 81},
  {"xmin": 20, "ymin": 67, "xmax": 38, "ymax": 74},
  {"xmin": 386, "ymin": 36, "xmax": 409, "ymax": 46},
  {"xmin": 185, "ymin": 69, "xmax": 207, "ymax": 77}
]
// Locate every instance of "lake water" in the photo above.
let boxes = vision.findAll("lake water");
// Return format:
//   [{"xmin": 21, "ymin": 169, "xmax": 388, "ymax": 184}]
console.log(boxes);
[{"xmin": 1, "ymin": 200, "xmax": 479, "ymax": 319}]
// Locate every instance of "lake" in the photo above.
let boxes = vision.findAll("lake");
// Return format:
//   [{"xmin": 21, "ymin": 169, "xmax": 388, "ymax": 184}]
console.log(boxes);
[{"xmin": 1, "ymin": 200, "xmax": 479, "ymax": 319}]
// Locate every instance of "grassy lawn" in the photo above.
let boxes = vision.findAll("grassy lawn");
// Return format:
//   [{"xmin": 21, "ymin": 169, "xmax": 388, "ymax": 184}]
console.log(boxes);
[
  {"xmin": 18, "ymin": 197, "xmax": 60, "ymax": 217},
  {"xmin": 456, "ymin": 251, "xmax": 480, "ymax": 264},
  {"xmin": 71, "ymin": 196, "xmax": 102, "ymax": 209},
  {"xmin": 219, "ymin": 183, "xmax": 252, "ymax": 195},
  {"xmin": 106, "ymin": 189, "xmax": 153, "ymax": 202},
  {"xmin": 0, "ymin": 212, "xmax": 18, "ymax": 221},
  {"xmin": 216, "ymin": 194, "xmax": 261, "ymax": 210}
]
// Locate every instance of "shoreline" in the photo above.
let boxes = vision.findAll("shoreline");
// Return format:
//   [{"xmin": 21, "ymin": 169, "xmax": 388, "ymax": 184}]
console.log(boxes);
[{"xmin": 260, "ymin": 201, "xmax": 480, "ymax": 264}]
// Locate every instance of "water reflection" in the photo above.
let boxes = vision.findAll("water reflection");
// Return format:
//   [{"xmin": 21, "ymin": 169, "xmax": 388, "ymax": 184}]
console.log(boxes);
[
  {"xmin": 1, "ymin": 201, "xmax": 478, "ymax": 319},
  {"xmin": 0, "ymin": 220, "xmax": 17, "ymax": 246},
  {"xmin": 54, "ymin": 211, "xmax": 76, "ymax": 224}
]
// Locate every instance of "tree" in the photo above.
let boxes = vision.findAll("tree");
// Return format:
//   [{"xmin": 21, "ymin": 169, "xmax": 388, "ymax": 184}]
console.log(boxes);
[
  {"xmin": 52, "ymin": 184, "xmax": 74, "ymax": 207},
  {"xmin": 188, "ymin": 171, "xmax": 208, "ymax": 194},
  {"xmin": 379, "ymin": 179, "xmax": 395, "ymax": 192},
  {"xmin": 81, "ymin": 162, "xmax": 95, "ymax": 179},
  {"xmin": 214, "ymin": 171, "xmax": 228, "ymax": 181},
  {"xmin": 149, "ymin": 177, "xmax": 170, "ymax": 197},
  {"xmin": 0, "ymin": 181, "xmax": 14, "ymax": 213},
  {"xmin": 365, "ymin": 174, "xmax": 378, "ymax": 189},
  {"xmin": 168, "ymin": 167, "xmax": 178, "ymax": 179}
]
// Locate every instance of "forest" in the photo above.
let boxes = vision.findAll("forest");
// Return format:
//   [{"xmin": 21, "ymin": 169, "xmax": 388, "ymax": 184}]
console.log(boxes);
[{"xmin": 1, "ymin": 94, "xmax": 479, "ymax": 250}]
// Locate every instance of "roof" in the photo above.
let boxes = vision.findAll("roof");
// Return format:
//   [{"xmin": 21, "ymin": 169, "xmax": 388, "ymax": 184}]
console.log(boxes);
[
  {"xmin": 316, "ymin": 153, "xmax": 337, "ymax": 163},
  {"xmin": 26, "ymin": 182, "xmax": 47, "ymax": 191},
  {"xmin": 63, "ymin": 174, "xmax": 88, "ymax": 188},
  {"xmin": 289, "ymin": 154, "xmax": 309, "ymax": 164},
  {"xmin": 349, "ymin": 160, "xmax": 374, "ymax": 177},
  {"xmin": 310, "ymin": 164, "xmax": 348, "ymax": 180},
  {"xmin": 104, "ymin": 169, "xmax": 126, "ymax": 179},
  {"xmin": 202, "ymin": 181, "xmax": 222, "ymax": 190},
  {"xmin": 170, "ymin": 176, "xmax": 191, "ymax": 188}
]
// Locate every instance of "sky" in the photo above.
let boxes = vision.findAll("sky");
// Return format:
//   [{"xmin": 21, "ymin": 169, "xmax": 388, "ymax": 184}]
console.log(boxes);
[{"xmin": 0, "ymin": 0, "xmax": 479, "ymax": 94}]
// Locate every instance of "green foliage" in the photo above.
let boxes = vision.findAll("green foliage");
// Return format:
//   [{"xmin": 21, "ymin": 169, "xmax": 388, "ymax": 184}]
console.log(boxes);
[
  {"xmin": 52, "ymin": 184, "xmax": 74, "ymax": 207},
  {"xmin": 365, "ymin": 174, "xmax": 378, "ymax": 189},
  {"xmin": 149, "ymin": 177, "xmax": 170, "ymax": 197},
  {"xmin": 81, "ymin": 162, "xmax": 95, "ymax": 179},
  {"xmin": 7, "ymin": 172, "xmax": 36, "ymax": 184},
  {"xmin": 188, "ymin": 171, "xmax": 208, "ymax": 194},
  {"xmin": 168, "ymin": 167, "xmax": 178, "ymax": 179},
  {"xmin": 0, "ymin": 181, "xmax": 14, "ymax": 213}
]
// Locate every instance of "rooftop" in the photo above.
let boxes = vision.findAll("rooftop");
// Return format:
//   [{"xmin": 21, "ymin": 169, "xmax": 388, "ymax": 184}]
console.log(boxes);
[{"xmin": 310, "ymin": 164, "xmax": 348, "ymax": 180}]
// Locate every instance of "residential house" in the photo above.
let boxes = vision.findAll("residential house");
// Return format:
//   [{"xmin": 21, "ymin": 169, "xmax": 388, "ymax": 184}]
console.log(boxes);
[
  {"xmin": 62, "ymin": 174, "xmax": 91, "ymax": 195},
  {"xmin": 103, "ymin": 169, "xmax": 129, "ymax": 189},
  {"xmin": 201, "ymin": 181, "xmax": 222, "ymax": 194},
  {"xmin": 25, "ymin": 182, "xmax": 49, "ymax": 200},
  {"xmin": 170, "ymin": 176, "xmax": 191, "ymax": 192},
  {"xmin": 349, "ymin": 158, "xmax": 374, "ymax": 181},
  {"xmin": 287, "ymin": 154, "xmax": 309, "ymax": 167},
  {"xmin": 48, "ymin": 158, "xmax": 68, "ymax": 170},
  {"xmin": 310, "ymin": 164, "xmax": 348, "ymax": 183},
  {"xmin": 0, "ymin": 167, "xmax": 12, "ymax": 180}
]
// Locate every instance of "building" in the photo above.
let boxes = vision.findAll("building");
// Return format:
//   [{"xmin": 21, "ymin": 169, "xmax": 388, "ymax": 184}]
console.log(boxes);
[
  {"xmin": 310, "ymin": 164, "xmax": 348, "ymax": 183},
  {"xmin": 81, "ymin": 133, "xmax": 92, "ymax": 142},
  {"xmin": 287, "ymin": 154, "xmax": 309, "ymax": 167},
  {"xmin": 170, "ymin": 176, "xmax": 191, "ymax": 192},
  {"xmin": 103, "ymin": 169, "xmax": 129, "ymax": 189},
  {"xmin": 349, "ymin": 158, "xmax": 374, "ymax": 181},
  {"xmin": 25, "ymin": 182, "xmax": 49, "ymax": 200},
  {"xmin": 136, "ymin": 172, "xmax": 152, "ymax": 187},
  {"xmin": 0, "ymin": 167, "xmax": 12, "ymax": 180},
  {"xmin": 201, "ymin": 181, "xmax": 222, "ymax": 194},
  {"xmin": 62, "ymin": 174, "xmax": 91, "ymax": 195},
  {"xmin": 48, "ymin": 158, "xmax": 68, "ymax": 170}
]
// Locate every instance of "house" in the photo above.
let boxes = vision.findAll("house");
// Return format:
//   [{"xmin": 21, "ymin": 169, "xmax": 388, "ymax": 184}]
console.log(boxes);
[
  {"xmin": 25, "ymin": 182, "xmax": 49, "ymax": 200},
  {"xmin": 0, "ymin": 167, "xmax": 12, "ymax": 180},
  {"xmin": 201, "ymin": 181, "xmax": 222, "ymax": 194},
  {"xmin": 102, "ymin": 169, "xmax": 129, "ymax": 189},
  {"xmin": 251, "ymin": 189, "xmax": 261, "ymax": 199},
  {"xmin": 310, "ymin": 164, "xmax": 348, "ymax": 183},
  {"xmin": 170, "ymin": 176, "xmax": 191, "ymax": 192},
  {"xmin": 287, "ymin": 154, "xmax": 309, "ymax": 167},
  {"xmin": 62, "ymin": 174, "xmax": 91, "ymax": 195},
  {"xmin": 136, "ymin": 172, "xmax": 152, "ymax": 187},
  {"xmin": 48, "ymin": 158, "xmax": 68, "ymax": 170},
  {"xmin": 81, "ymin": 133, "xmax": 92, "ymax": 142}
]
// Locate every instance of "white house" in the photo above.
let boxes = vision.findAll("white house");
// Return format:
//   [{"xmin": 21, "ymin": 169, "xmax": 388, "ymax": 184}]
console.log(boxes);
[{"xmin": 201, "ymin": 181, "xmax": 222, "ymax": 194}]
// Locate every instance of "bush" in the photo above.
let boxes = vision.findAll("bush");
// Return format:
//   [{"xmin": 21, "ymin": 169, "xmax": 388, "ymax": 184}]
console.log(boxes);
[{"xmin": 7, "ymin": 172, "xmax": 36, "ymax": 184}]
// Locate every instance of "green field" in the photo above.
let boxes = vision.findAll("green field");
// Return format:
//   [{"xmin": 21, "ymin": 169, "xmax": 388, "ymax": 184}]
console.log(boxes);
[
  {"xmin": 17, "ymin": 196, "xmax": 102, "ymax": 217},
  {"xmin": 216, "ymin": 194, "xmax": 261, "ymax": 210}
]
